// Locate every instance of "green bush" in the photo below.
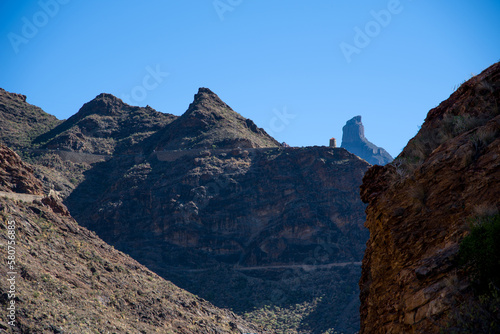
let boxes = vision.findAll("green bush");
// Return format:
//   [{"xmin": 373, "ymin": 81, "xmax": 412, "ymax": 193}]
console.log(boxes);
[
  {"xmin": 458, "ymin": 214, "xmax": 500, "ymax": 292},
  {"xmin": 444, "ymin": 214, "xmax": 500, "ymax": 333}
]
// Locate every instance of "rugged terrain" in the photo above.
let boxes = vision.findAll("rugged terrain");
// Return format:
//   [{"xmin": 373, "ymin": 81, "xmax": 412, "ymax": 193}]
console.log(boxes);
[
  {"xmin": 0, "ymin": 144, "xmax": 263, "ymax": 333},
  {"xmin": 1, "ymin": 87, "xmax": 371, "ymax": 333},
  {"xmin": 63, "ymin": 90, "xmax": 370, "ymax": 334},
  {"xmin": 341, "ymin": 116, "xmax": 392, "ymax": 165},
  {"xmin": 359, "ymin": 62, "xmax": 500, "ymax": 333}
]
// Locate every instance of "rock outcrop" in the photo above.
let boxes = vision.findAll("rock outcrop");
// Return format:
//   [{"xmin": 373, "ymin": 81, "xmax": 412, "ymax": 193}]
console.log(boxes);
[
  {"xmin": 0, "ymin": 145, "xmax": 44, "ymax": 195},
  {"xmin": 341, "ymin": 116, "xmax": 392, "ymax": 165},
  {"xmin": 0, "ymin": 143, "xmax": 263, "ymax": 333},
  {"xmin": 359, "ymin": 62, "xmax": 500, "ymax": 333}
]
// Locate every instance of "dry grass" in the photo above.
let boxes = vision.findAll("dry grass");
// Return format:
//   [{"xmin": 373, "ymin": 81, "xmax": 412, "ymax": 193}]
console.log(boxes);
[
  {"xmin": 392, "ymin": 76, "xmax": 499, "ymax": 182},
  {"xmin": 473, "ymin": 204, "xmax": 499, "ymax": 218}
]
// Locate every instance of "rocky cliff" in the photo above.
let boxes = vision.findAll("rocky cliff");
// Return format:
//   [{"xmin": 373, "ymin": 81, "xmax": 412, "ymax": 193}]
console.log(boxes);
[
  {"xmin": 0, "ymin": 143, "xmax": 263, "ymax": 333},
  {"xmin": 341, "ymin": 116, "xmax": 392, "ymax": 165},
  {"xmin": 0, "ymin": 145, "xmax": 44, "ymax": 195},
  {"xmin": 359, "ymin": 62, "xmax": 500, "ymax": 333}
]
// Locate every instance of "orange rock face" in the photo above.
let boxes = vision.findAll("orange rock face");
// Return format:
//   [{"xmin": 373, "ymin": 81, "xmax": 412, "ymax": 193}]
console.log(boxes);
[{"xmin": 359, "ymin": 62, "xmax": 500, "ymax": 333}]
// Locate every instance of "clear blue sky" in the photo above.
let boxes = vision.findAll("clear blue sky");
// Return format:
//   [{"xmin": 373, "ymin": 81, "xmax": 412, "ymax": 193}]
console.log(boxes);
[{"xmin": 1, "ymin": 0, "xmax": 499, "ymax": 157}]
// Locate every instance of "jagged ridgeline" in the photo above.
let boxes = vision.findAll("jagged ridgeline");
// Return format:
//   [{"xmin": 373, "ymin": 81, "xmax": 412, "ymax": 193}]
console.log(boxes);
[{"xmin": 1, "ymin": 87, "xmax": 371, "ymax": 333}]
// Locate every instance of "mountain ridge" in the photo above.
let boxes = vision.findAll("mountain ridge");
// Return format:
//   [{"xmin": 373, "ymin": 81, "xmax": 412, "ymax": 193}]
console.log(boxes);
[
  {"xmin": 33, "ymin": 92, "xmax": 177, "ymax": 155},
  {"xmin": 0, "ymin": 88, "xmax": 61, "ymax": 150},
  {"xmin": 2, "ymin": 85, "xmax": 372, "ymax": 333},
  {"xmin": 151, "ymin": 87, "xmax": 281, "ymax": 151}
]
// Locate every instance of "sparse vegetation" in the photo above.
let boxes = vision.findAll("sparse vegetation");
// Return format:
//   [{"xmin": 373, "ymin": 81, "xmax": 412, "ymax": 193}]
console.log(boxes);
[
  {"xmin": 458, "ymin": 214, "xmax": 500, "ymax": 292},
  {"xmin": 444, "ymin": 214, "xmax": 500, "ymax": 333},
  {"xmin": 393, "ymin": 76, "xmax": 499, "ymax": 181}
]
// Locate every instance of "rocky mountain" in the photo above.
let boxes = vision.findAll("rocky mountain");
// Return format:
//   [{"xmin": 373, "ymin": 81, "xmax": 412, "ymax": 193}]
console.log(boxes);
[
  {"xmin": 341, "ymin": 116, "xmax": 392, "ymax": 165},
  {"xmin": 34, "ymin": 93, "xmax": 177, "ymax": 155},
  {"xmin": 66, "ymin": 147, "xmax": 368, "ymax": 333},
  {"xmin": 0, "ymin": 88, "xmax": 61, "ymax": 150},
  {"xmin": 0, "ymin": 144, "xmax": 263, "ymax": 333},
  {"xmin": 58, "ymin": 89, "xmax": 370, "ymax": 333},
  {"xmin": 1, "ymin": 86, "xmax": 371, "ymax": 333},
  {"xmin": 65, "ymin": 142, "xmax": 369, "ymax": 333},
  {"xmin": 359, "ymin": 62, "xmax": 500, "ymax": 333},
  {"xmin": 150, "ymin": 88, "xmax": 280, "ymax": 151}
]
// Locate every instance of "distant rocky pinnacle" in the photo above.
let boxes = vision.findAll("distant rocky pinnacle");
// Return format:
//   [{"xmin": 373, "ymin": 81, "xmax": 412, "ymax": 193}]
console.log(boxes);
[{"xmin": 341, "ymin": 116, "xmax": 392, "ymax": 165}]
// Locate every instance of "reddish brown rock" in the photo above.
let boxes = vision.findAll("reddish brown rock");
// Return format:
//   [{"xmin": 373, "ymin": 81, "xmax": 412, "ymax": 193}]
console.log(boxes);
[
  {"xmin": 0, "ymin": 144, "xmax": 44, "ymax": 195},
  {"xmin": 359, "ymin": 62, "xmax": 500, "ymax": 333}
]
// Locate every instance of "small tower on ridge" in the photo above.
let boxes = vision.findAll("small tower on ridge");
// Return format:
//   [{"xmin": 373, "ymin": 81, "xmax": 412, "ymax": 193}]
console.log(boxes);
[{"xmin": 329, "ymin": 138, "xmax": 337, "ymax": 148}]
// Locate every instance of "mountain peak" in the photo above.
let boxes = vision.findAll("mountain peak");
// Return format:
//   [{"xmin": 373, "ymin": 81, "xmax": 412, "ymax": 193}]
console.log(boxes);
[
  {"xmin": 152, "ymin": 88, "xmax": 280, "ymax": 150},
  {"xmin": 342, "ymin": 115, "xmax": 365, "ymax": 143},
  {"xmin": 33, "ymin": 93, "xmax": 176, "ymax": 154},
  {"xmin": 341, "ymin": 116, "xmax": 393, "ymax": 165},
  {"xmin": 197, "ymin": 87, "xmax": 217, "ymax": 96},
  {"xmin": 185, "ymin": 87, "xmax": 232, "ymax": 118},
  {"xmin": 76, "ymin": 93, "xmax": 126, "ymax": 118},
  {"xmin": 94, "ymin": 92, "xmax": 122, "ymax": 102}
]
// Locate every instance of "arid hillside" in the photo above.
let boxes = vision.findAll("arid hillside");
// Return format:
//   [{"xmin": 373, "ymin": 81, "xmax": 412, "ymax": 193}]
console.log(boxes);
[{"xmin": 0, "ymin": 144, "xmax": 263, "ymax": 333}]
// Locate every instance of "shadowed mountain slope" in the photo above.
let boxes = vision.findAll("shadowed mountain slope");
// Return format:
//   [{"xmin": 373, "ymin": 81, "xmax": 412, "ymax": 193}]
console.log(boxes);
[
  {"xmin": 62, "ymin": 90, "xmax": 370, "ymax": 333},
  {"xmin": 0, "ymin": 144, "xmax": 264, "ymax": 333}
]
